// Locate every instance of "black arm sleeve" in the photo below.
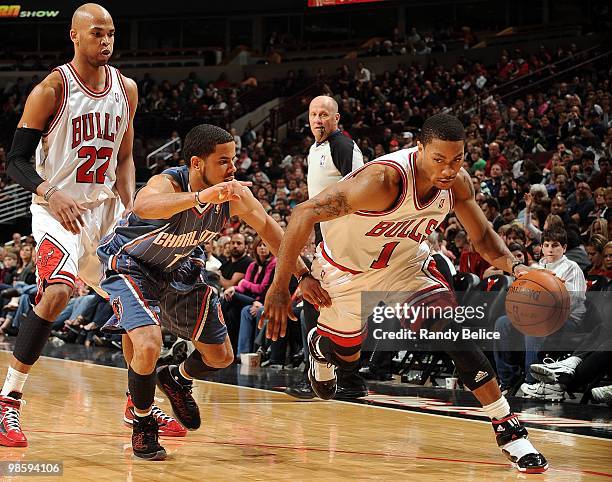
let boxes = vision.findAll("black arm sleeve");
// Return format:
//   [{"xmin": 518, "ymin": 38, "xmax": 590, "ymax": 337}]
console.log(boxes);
[{"xmin": 6, "ymin": 127, "xmax": 45, "ymax": 193}]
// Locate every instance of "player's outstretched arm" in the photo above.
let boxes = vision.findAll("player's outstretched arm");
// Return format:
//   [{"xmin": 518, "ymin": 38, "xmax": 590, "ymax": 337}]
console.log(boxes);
[
  {"xmin": 115, "ymin": 75, "xmax": 138, "ymax": 216},
  {"xmin": 262, "ymin": 163, "xmax": 401, "ymax": 340},
  {"xmin": 229, "ymin": 185, "xmax": 332, "ymax": 308},
  {"xmin": 133, "ymin": 176, "xmax": 250, "ymax": 219},
  {"xmin": 230, "ymin": 186, "xmax": 310, "ymax": 278},
  {"xmin": 452, "ymin": 169, "xmax": 529, "ymax": 277}
]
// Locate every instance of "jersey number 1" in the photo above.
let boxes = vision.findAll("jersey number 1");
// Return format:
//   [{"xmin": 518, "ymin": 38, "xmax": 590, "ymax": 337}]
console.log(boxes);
[
  {"xmin": 76, "ymin": 146, "xmax": 112, "ymax": 184},
  {"xmin": 370, "ymin": 242, "xmax": 399, "ymax": 269}
]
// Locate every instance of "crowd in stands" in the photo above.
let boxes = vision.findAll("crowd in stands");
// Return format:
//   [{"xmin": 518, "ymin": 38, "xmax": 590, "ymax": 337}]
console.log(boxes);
[{"xmin": 0, "ymin": 37, "xmax": 611, "ymax": 405}]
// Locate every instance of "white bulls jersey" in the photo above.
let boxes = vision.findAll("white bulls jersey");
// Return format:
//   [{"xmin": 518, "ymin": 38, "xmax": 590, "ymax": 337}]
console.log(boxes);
[
  {"xmin": 33, "ymin": 63, "xmax": 130, "ymax": 207},
  {"xmin": 320, "ymin": 147, "xmax": 454, "ymax": 275}
]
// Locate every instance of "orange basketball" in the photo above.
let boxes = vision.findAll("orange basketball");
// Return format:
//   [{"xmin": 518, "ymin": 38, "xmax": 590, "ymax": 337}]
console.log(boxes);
[{"xmin": 505, "ymin": 270, "xmax": 570, "ymax": 337}]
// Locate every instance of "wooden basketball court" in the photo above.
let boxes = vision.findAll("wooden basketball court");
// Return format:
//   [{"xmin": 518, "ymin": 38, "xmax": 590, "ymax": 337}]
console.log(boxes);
[{"xmin": 0, "ymin": 351, "xmax": 610, "ymax": 480}]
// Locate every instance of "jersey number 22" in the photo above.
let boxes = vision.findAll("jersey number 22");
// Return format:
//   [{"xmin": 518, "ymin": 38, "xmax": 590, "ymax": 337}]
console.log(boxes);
[{"xmin": 76, "ymin": 146, "xmax": 112, "ymax": 184}]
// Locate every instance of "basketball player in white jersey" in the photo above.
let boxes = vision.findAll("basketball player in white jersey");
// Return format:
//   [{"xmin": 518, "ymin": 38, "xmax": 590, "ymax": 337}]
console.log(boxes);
[
  {"xmin": 0, "ymin": 3, "xmax": 182, "ymax": 447},
  {"xmin": 264, "ymin": 114, "xmax": 548, "ymax": 473}
]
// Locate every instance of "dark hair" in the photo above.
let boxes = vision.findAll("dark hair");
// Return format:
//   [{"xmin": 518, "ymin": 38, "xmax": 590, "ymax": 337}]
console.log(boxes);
[
  {"xmin": 421, "ymin": 113, "xmax": 465, "ymax": 146},
  {"xmin": 252, "ymin": 236, "xmax": 272, "ymax": 267},
  {"xmin": 508, "ymin": 241, "xmax": 528, "ymax": 262},
  {"xmin": 582, "ymin": 151, "xmax": 595, "ymax": 162},
  {"xmin": 182, "ymin": 124, "xmax": 234, "ymax": 165},
  {"xmin": 543, "ymin": 227, "xmax": 567, "ymax": 245},
  {"xmin": 506, "ymin": 225, "xmax": 527, "ymax": 243},
  {"xmin": 484, "ymin": 197, "xmax": 500, "ymax": 212}
]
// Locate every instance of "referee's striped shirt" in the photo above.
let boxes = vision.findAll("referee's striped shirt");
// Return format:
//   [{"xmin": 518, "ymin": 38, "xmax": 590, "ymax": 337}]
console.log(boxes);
[{"xmin": 307, "ymin": 130, "xmax": 364, "ymax": 243}]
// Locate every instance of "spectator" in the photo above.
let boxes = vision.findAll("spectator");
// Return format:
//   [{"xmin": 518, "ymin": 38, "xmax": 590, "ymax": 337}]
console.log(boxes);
[
  {"xmin": 220, "ymin": 233, "xmax": 254, "ymax": 353},
  {"xmin": 588, "ymin": 218, "xmax": 608, "ymax": 241},
  {"xmin": 567, "ymin": 181, "xmax": 595, "ymax": 227},
  {"xmin": 585, "ymin": 234, "xmax": 611, "ymax": 277},
  {"xmin": 494, "ymin": 227, "xmax": 586, "ymax": 396},
  {"xmin": 587, "ymin": 187, "xmax": 609, "ymax": 224},
  {"xmin": 481, "ymin": 197, "xmax": 503, "ymax": 231},
  {"xmin": 14, "ymin": 245, "xmax": 35, "ymax": 285},
  {"xmin": 219, "ymin": 233, "xmax": 252, "ymax": 289},
  {"xmin": 355, "ymin": 62, "xmax": 371, "ymax": 83},
  {"xmin": 502, "ymin": 134, "xmax": 523, "ymax": 165},
  {"xmin": 485, "ymin": 142, "xmax": 509, "ymax": 175},
  {"xmin": 484, "ymin": 163, "xmax": 503, "ymax": 198},
  {"xmin": 236, "ymin": 237, "xmax": 276, "ymax": 356}
]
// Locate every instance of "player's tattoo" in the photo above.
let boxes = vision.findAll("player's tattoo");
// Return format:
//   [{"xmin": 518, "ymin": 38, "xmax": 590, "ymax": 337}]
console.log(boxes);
[
  {"xmin": 463, "ymin": 173, "xmax": 475, "ymax": 198},
  {"xmin": 312, "ymin": 188, "xmax": 352, "ymax": 219}
]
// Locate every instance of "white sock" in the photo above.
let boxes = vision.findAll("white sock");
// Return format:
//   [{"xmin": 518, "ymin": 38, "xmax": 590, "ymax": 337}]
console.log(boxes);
[
  {"xmin": 1, "ymin": 367, "xmax": 28, "ymax": 396},
  {"xmin": 134, "ymin": 407, "xmax": 152, "ymax": 418},
  {"xmin": 483, "ymin": 396, "xmax": 511, "ymax": 420},
  {"xmin": 503, "ymin": 437, "xmax": 538, "ymax": 457}
]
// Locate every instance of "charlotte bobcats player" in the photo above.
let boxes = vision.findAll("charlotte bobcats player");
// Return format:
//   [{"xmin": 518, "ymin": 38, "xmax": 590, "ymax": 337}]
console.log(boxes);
[
  {"xmin": 264, "ymin": 114, "xmax": 548, "ymax": 473},
  {"xmin": 0, "ymin": 3, "xmax": 181, "ymax": 447},
  {"xmin": 98, "ymin": 124, "xmax": 326, "ymax": 460}
]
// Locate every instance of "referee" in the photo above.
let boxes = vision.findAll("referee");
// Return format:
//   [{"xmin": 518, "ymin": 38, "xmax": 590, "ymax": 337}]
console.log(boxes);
[{"xmin": 286, "ymin": 95, "xmax": 366, "ymax": 400}]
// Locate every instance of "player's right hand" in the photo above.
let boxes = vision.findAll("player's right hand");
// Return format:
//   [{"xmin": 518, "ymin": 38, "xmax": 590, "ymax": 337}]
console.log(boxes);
[
  {"xmin": 197, "ymin": 180, "xmax": 253, "ymax": 204},
  {"xmin": 47, "ymin": 189, "xmax": 88, "ymax": 235},
  {"xmin": 524, "ymin": 192, "xmax": 533, "ymax": 210},
  {"xmin": 261, "ymin": 283, "xmax": 297, "ymax": 341}
]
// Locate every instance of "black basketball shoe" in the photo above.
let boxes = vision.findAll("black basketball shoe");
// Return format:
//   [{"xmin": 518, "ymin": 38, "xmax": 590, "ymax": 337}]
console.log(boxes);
[
  {"xmin": 335, "ymin": 371, "xmax": 368, "ymax": 400},
  {"xmin": 492, "ymin": 413, "xmax": 548, "ymax": 473},
  {"xmin": 307, "ymin": 329, "xmax": 337, "ymax": 400},
  {"xmin": 132, "ymin": 414, "xmax": 167, "ymax": 461},
  {"xmin": 285, "ymin": 371, "xmax": 316, "ymax": 399},
  {"xmin": 156, "ymin": 365, "xmax": 201, "ymax": 430}
]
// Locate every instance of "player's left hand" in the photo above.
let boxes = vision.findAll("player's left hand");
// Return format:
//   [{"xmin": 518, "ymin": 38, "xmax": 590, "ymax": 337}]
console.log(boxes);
[
  {"xmin": 262, "ymin": 284, "xmax": 296, "ymax": 341},
  {"xmin": 299, "ymin": 275, "xmax": 332, "ymax": 308}
]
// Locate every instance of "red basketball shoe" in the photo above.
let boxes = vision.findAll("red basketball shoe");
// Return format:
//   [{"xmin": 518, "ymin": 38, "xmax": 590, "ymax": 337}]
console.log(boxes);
[
  {"xmin": 0, "ymin": 392, "xmax": 27, "ymax": 447},
  {"xmin": 123, "ymin": 392, "xmax": 186, "ymax": 437}
]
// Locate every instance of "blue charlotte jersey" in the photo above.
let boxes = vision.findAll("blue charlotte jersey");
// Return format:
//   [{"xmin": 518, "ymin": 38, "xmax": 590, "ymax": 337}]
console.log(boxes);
[{"xmin": 98, "ymin": 166, "xmax": 229, "ymax": 273}]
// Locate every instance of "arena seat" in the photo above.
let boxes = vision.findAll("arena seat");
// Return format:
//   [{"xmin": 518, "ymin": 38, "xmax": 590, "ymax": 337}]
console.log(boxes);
[
  {"xmin": 452, "ymin": 272, "xmax": 480, "ymax": 305},
  {"xmin": 586, "ymin": 275, "xmax": 610, "ymax": 292},
  {"xmin": 463, "ymin": 274, "xmax": 512, "ymax": 328}
]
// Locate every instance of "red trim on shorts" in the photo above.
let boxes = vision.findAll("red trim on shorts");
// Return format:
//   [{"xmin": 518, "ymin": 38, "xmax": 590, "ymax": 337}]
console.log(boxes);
[
  {"xmin": 123, "ymin": 274, "xmax": 159, "ymax": 323},
  {"xmin": 319, "ymin": 242, "xmax": 362, "ymax": 275},
  {"xmin": 35, "ymin": 278, "xmax": 75, "ymax": 304},
  {"xmin": 317, "ymin": 324, "xmax": 367, "ymax": 348},
  {"xmin": 57, "ymin": 270, "xmax": 76, "ymax": 282},
  {"xmin": 43, "ymin": 67, "xmax": 68, "ymax": 137},
  {"xmin": 192, "ymin": 286, "xmax": 212, "ymax": 339},
  {"xmin": 111, "ymin": 255, "xmax": 118, "ymax": 271}
]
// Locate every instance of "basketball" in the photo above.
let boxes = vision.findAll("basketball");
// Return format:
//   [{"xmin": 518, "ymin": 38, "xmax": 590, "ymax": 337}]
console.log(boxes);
[{"xmin": 505, "ymin": 270, "xmax": 570, "ymax": 337}]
